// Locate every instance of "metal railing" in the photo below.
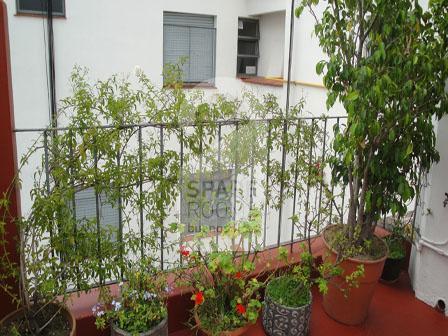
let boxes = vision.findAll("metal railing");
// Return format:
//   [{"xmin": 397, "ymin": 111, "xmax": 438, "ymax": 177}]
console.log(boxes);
[{"xmin": 15, "ymin": 116, "xmax": 349, "ymax": 287}]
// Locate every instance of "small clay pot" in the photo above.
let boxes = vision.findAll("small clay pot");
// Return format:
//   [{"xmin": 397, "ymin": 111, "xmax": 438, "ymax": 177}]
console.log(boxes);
[
  {"xmin": 0, "ymin": 303, "xmax": 76, "ymax": 336},
  {"xmin": 194, "ymin": 310, "xmax": 252, "ymax": 336},
  {"xmin": 262, "ymin": 288, "xmax": 312, "ymax": 336},
  {"xmin": 111, "ymin": 316, "xmax": 168, "ymax": 336}
]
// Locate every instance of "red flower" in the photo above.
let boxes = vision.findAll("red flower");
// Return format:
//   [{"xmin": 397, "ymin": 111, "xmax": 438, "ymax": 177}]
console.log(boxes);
[
  {"xmin": 236, "ymin": 303, "xmax": 246, "ymax": 315},
  {"xmin": 180, "ymin": 245, "xmax": 190, "ymax": 257},
  {"xmin": 193, "ymin": 291, "xmax": 204, "ymax": 306},
  {"xmin": 234, "ymin": 272, "xmax": 242, "ymax": 279},
  {"xmin": 314, "ymin": 162, "xmax": 322, "ymax": 177}
]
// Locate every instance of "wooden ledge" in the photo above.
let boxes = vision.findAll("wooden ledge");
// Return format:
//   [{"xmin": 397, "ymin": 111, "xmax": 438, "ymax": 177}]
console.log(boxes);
[
  {"xmin": 239, "ymin": 76, "xmax": 284, "ymax": 87},
  {"xmin": 14, "ymin": 12, "xmax": 66, "ymax": 19},
  {"xmin": 239, "ymin": 76, "xmax": 327, "ymax": 89},
  {"xmin": 163, "ymin": 83, "xmax": 217, "ymax": 90},
  {"xmin": 182, "ymin": 83, "xmax": 217, "ymax": 89}
]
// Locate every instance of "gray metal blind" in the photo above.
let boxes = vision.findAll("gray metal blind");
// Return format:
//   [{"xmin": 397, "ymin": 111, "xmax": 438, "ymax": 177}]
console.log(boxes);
[
  {"xmin": 163, "ymin": 12, "xmax": 216, "ymax": 84},
  {"xmin": 74, "ymin": 187, "xmax": 119, "ymax": 239}
]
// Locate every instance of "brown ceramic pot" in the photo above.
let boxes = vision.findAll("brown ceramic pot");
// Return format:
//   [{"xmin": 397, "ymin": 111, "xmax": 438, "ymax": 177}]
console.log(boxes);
[
  {"xmin": 194, "ymin": 310, "xmax": 252, "ymax": 336},
  {"xmin": 0, "ymin": 303, "xmax": 76, "ymax": 335},
  {"xmin": 321, "ymin": 225, "xmax": 388, "ymax": 325}
]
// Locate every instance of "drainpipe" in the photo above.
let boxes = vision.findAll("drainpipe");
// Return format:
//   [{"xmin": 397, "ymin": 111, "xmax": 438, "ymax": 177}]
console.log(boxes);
[
  {"xmin": 277, "ymin": 0, "xmax": 296, "ymax": 245},
  {"xmin": 285, "ymin": 0, "xmax": 295, "ymax": 114},
  {"xmin": 416, "ymin": 239, "xmax": 448, "ymax": 257},
  {"xmin": 46, "ymin": 0, "xmax": 57, "ymax": 129}
]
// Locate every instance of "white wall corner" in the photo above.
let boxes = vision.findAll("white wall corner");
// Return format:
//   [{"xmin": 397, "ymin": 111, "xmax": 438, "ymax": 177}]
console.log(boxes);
[{"xmin": 410, "ymin": 115, "xmax": 448, "ymax": 316}]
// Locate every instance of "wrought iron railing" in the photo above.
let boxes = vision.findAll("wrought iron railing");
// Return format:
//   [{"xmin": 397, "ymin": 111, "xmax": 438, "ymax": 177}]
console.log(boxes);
[{"xmin": 14, "ymin": 116, "xmax": 351, "ymax": 288}]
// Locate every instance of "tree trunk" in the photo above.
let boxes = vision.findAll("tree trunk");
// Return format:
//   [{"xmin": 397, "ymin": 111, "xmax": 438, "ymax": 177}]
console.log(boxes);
[{"xmin": 347, "ymin": 154, "xmax": 360, "ymax": 239}]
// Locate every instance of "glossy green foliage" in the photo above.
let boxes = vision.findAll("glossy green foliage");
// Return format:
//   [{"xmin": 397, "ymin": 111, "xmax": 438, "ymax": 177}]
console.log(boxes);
[{"xmin": 298, "ymin": 0, "xmax": 448, "ymax": 241}]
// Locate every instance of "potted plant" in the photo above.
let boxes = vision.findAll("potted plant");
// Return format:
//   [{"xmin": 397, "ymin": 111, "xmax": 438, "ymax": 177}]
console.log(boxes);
[
  {"xmin": 93, "ymin": 258, "xmax": 169, "ymax": 336},
  {"xmin": 262, "ymin": 248, "xmax": 314, "ymax": 336},
  {"xmin": 176, "ymin": 209, "xmax": 269, "ymax": 336},
  {"xmin": 262, "ymin": 191, "xmax": 356, "ymax": 336},
  {"xmin": 297, "ymin": 0, "xmax": 448, "ymax": 325},
  {"xmin": 0, "ymin": 147, "xmax": 77, "ymax": 335},
  {"xmin": 381, "ymin": 225, "xmax": 407, "ymax": 283},
  {"xmin": 262, "ymin": 247, "xmax": 351, "ymax": 336}
]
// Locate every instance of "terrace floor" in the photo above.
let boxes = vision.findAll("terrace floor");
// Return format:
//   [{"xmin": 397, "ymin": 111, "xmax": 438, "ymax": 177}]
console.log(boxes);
[{"xmin": 171, "ymin": 272, "xmax": 448, "ymax": 336}]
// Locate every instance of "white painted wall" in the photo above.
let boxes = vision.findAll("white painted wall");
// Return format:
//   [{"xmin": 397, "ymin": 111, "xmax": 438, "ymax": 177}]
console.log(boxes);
[
  {"xmin": 288, "ymin": 1, "xmax": 328, "ymax": 85},
  {"xmin": 4, "ymin": 0, "xmax": 341, "ymax": 128},
  {"xmin": 410, "ymin": 115, "xmax": 448, "ymax": 316},
  {"xmin": 4, "ymin": 0, "xmax": 346, "ymax": 261},
  {"xmin": 4, "ymin": 0, "xmax": 244, "ymax": 215},
  {"xmin": 246, "ymin": 0, "xmax": 286, "ymax": 16},
  {"xmin": 258, "ymin": 11, "xmax": 285, "ymax": 78},
  {"xmin": 4, "ymin": 0, "xmax": 341, "ymax": 211},
  {"xmin": 5, "ymin": 0, "xmax": 254, "ymax": 130}
]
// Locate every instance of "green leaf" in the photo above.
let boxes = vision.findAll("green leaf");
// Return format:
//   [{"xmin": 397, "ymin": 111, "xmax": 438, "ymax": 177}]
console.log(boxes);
[
  {"xmin": 326, "ymin": 92, "xmax": 337, "ymax": 109},
  {"xmin": 388, "ymin": 129, "xmax": 396, "ymax": 141},
  {"xmin": 295, "ymin": 5, "xmax": 305, "ymax": 18},
  {"xmin": 344, "ymin": 151, "xmax": 353, "ymax": 165},
  {"xmin": 346, "ymin": 91, "xmax": 359, "ymax": 101},
  {"xmin": 405, "ymin": 143, "xmax": 413, "ymax": 158},
  {"xmin": 316, "ymin": 61, "xmax": 326, "ymax": 75}
]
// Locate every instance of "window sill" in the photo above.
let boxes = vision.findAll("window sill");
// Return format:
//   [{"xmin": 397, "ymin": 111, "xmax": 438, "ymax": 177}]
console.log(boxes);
[
  {"xmin": 182, "ymin": 83, "xmax": 217, "ymax": 89},
  {"xmin": 239, "ymin": 76, "xmax": 284, "ymax": 87},
  {"xmin": 181, "ymin": 229, "xmax": 222, "ymax": 242},
  {"xmin": 15, "ymin": 12, "xmax": 66, "ymax": 19},
  {"xmin": 163, "ymin": 83, "xmax": 217, "ymax": 90}
]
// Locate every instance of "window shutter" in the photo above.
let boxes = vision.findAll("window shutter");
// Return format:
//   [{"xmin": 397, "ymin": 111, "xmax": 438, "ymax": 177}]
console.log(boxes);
[
  {"xmin": 163, "ymin": 12, "xmax": 215, "ymax": 83},
  {"xmin": 163, "ymin": 25, "xmax": 191, "ymax": 82},
  {"xmin": 74, "ymin": 188, "xmax": 119, "ymax": 239},
  {"xmin": 189, "ymin": 27, "xmax": 215, "ymax": 83},
  {"xmin": 163, "ymin": 12, "xmax": 214, "ymax": 28}
]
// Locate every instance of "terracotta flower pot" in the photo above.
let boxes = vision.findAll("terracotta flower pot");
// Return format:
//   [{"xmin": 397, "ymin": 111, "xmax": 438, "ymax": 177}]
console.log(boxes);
[
  {"xmin": 194, "ymin": 310, "xmax": 252, "ymax": 336},
  {"xmin": 111, "ymin": 317, "xmax": 168, "ymax": 336},
  {"xmin": 321, "ymin": 225, "xmax": 388, "ymax": 325},
  {"xmin": 0, "ymin": 303, "xmax": 76, "ymax": 335},
  {"xmin": 262, "ymin": 289, "xmax": 312, "ymax": 336}
]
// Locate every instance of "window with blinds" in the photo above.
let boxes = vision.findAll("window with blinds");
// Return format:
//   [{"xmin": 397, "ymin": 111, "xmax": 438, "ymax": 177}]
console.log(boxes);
[
  {"xmin": 163, "ymin": 12, "xmax": 216, "ymax": 84},
  {"xmin": 73, "ymin": 187, "xmax": 119, "ymax": 241},
  {"xmin": 17, "ymin": 0, "xmax": 65, "ymax": 16}
]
